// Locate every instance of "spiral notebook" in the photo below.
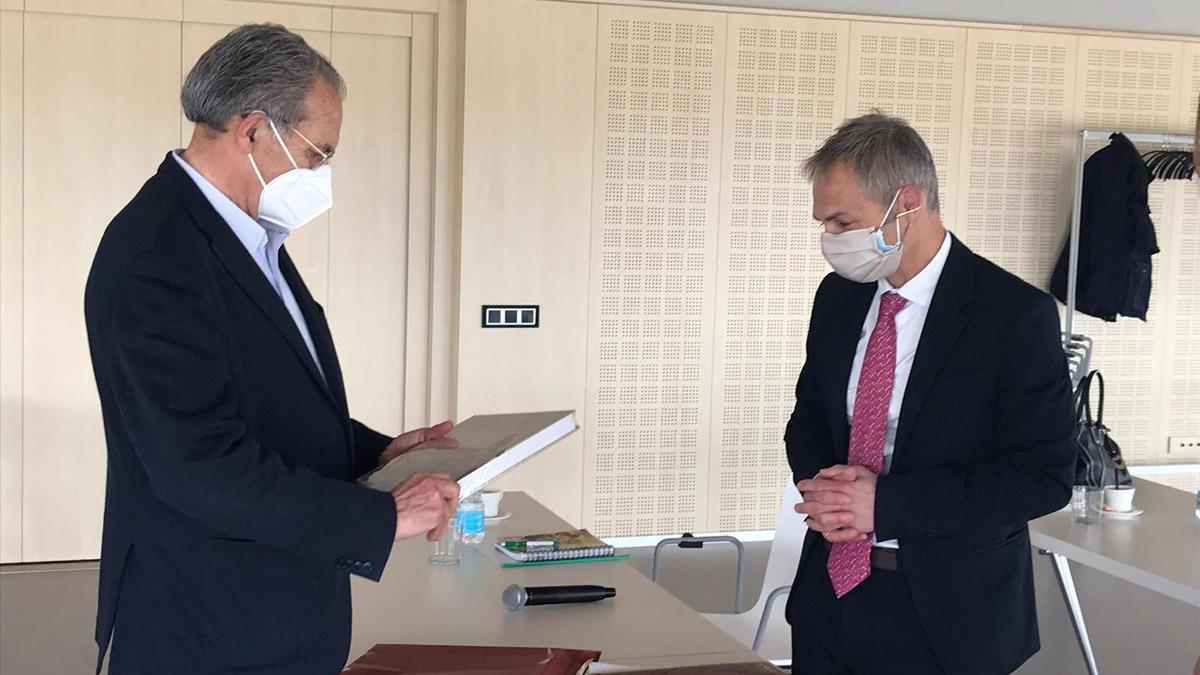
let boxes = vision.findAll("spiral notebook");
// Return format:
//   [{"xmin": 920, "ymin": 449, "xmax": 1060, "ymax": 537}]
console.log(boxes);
[{"xmin": 495, "ymin": 530, "xmax": 615, "ymax": 563}]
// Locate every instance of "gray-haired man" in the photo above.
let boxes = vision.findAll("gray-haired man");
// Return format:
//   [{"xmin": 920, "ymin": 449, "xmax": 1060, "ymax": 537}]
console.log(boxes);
[
  {"xmin": 784, "ymin": 113, "xmax": 1075, "ymax": 674},
  {"xmin": 85, "ymin": 24, "xmax": 459, "ymax": 673}
]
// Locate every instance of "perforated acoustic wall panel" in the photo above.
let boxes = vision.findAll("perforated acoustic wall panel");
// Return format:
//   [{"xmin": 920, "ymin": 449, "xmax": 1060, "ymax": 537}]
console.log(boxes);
[
  {"xmin": 707, "ymin": 14, "xmax": 848, "ymax": 532},
  {"xmin": 956, "ymin": 29, "xmax": 1077, "ymax": 286},
  {"xmin": 564, "ymin": 3, "xmax": 1198, "ymax": 536},
  {"xmin": 1161, "ymin": 50, "xmax": 1200, "ymax": 463},
  {"xmin": 1185, "ymin": 44, "xmax": 1200, "ymax": 133},
  {"xmin": 584, "ymin": 6, "xmax": 727, "ymax": 536},
  {"xmin": 1067, "ymin": 36, "xmax": 1184, "ymax": 464},
  {"xmin": 846, "ymin": 22, "xmax": 965, "ymax": 228},
  {"xmin": 1162, "ymin": 178, "xmax": 1200, "ymax": 463}
]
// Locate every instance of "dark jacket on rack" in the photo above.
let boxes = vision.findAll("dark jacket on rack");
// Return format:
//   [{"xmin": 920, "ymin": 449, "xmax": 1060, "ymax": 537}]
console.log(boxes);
[{"xmin": 1051, "ymin": 132, "xmax": 1158, "ymax": 321}]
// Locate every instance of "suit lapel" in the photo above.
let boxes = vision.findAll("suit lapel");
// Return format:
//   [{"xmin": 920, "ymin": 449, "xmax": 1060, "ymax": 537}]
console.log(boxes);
[
  {"xmin": 278, "ymin": 250, "xmax": 350, "ymax": 417},
  {"xmin": 826, "ymin": 281, "xmax": 877, "ymax": 463},
  {"xmin": 155, "ymin": 155, "xmax": 340, "ymax": 410},
  {"xmin": 892, "ymin": 235, "xmax": 975, "ymax": 467},
  {"xmin": 278, "ymin": 250, "xmax": 356, "ymax": 468}
]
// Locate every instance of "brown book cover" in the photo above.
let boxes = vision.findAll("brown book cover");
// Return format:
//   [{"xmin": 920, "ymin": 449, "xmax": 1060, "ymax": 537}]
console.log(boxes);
[
  {"xmin": 612, "ymin": 663, "xmax": 783, "ymax": 674},
  {"xmin": 340, "ymin": 644, "xmax": 601, "ymax": 674}
]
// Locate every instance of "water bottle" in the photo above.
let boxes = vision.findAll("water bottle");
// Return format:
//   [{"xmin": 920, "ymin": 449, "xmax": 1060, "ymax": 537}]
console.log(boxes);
[{"xmin": 458, "ymin": 494, "xmax": 486, "ymax": 544}]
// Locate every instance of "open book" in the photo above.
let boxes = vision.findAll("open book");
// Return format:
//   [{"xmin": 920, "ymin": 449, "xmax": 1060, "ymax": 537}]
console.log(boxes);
[{"xmin": 359, "ymin": 411, "xmax": 578, "ymax": 497}]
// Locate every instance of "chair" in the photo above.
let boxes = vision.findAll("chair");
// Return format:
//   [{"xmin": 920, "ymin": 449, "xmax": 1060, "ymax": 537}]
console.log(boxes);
[{"xmin": 650, "ymin": 480, "xmax": 809, "ymax": 665}]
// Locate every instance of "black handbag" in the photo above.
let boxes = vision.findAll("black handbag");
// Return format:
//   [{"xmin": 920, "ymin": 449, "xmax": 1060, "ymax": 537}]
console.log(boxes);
[{"xmin": 1072, "ymin": 370, "xmax": 1132, "ymax": 488}]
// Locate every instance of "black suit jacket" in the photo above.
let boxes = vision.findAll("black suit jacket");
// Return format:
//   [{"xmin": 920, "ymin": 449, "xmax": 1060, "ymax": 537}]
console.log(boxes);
[
  {"xmin": 785, "ymin": 235, "xmax": 1075, "ymax": 675},
  {"xmin": 85, "ymin": 155, "xmax": 398, "ymax": 674},
  {"xmin": 1050, "ymin": 132, "xmax": 1158, "ymax": 321}
]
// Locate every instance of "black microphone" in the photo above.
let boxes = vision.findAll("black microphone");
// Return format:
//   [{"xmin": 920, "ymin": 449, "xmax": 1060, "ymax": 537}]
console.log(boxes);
[{"xmin": 501, "ymin": 584, "xmax": 616, "ymax": 610}]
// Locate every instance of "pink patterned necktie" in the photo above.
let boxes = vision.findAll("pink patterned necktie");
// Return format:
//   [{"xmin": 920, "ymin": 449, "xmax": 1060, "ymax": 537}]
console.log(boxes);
[{"xmin": 827, "ymin": 291, "xmax": 907, "ymax": 598}]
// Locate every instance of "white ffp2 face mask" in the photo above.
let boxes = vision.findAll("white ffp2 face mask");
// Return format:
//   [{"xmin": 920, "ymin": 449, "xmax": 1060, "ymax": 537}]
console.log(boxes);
[
  {"xmin": 820, "ymin": 189, "xmax": 921, "ymax": 283},
  {"xmin": 247, "ymin": 117, "xmax": 333, "ymax": 232}
]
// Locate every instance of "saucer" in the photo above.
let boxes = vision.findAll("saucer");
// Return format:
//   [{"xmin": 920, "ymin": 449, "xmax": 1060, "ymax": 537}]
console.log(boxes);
[
  {"xmin": 1092, "ymin": 505, "xmax": 1143, "ymax": 518},
  {"xmin": 485, "ymin": 512, "xmax": 512, "ymax": 523}
]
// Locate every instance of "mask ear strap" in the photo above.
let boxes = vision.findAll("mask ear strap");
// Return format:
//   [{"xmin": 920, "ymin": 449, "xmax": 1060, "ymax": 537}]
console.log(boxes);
[
  {"xmin": 267, "ymin": 118, "xmax": 300, "ymax": 169},
  {"xmin": 896, "ymin": 207, "xmax": 918, "ymax": 245},
  {"xmin": 878, "ymin": 189, "xmax": 902, "ymax": 229},
  {"xmin": 247, "ymin": 152, "xmax": 268, "ymax": 188},
  {"xmin": 891, "ymin": 186, "xmax": 922, "ymax": 238}
]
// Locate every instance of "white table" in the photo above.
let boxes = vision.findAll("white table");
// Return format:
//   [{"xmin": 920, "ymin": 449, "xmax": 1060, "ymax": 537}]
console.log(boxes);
[
  {"xmin": 1029, "ymin": 478, "xmax": 1200, "ymax": 675},
  {"xmin": 349, "ymin": 491, "xmax": 770, "ymax": 670}
]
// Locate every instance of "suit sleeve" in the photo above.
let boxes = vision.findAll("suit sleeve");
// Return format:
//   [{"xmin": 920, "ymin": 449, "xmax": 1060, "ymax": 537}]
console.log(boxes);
[
  {"xmin": 352, "ymin": 419, "xmax": 392, "ymax": 478},
  {"xmin": 786, "ymin": 279, "xmax": 837, "ymax": 487},
  {"xmin": 873, "ymin": 293, "xmax": 1075, "ymax": 539},
  {"xmin": 104, "ymin": 251, "xmax": 396, "ymax": 580}
]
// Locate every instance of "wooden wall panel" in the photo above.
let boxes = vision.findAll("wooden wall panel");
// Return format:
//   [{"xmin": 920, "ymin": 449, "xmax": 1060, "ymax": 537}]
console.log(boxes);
[
  {"xmin": 183, "ymin": 0, "xmax": 331, "ymax": 30},
  {"xmin": 2, "ymin": 0, "xmax": 1197, "ymax": 558},
  {"xmin": 582, "ymin": 4, "xmax": 728, "ymax": 537},
  {"xmin": 427, "ymin": 0, "xmax": 464, "ymax": 425},
  {"xmin": 333, "ymin": 0, "xmax": 437, "ymax": 12},
  {"xmin": 3, "ymin": 1, "xmax": 436, "ymax": 561},
  {"xmin": 457, "ymin": 0, "xmax": 597, "ymax": 525},
  {"xmin": 1068, "ymin": 36, "xmax": 1184, "ymax": 465},
  {"xmin": 24, "ymin": 0, "xmax": 181, "ymax": 21},
  {"xmin": 21, "ymin": 11, "xmax": 181, "ymax": 560},
  {"xmin": 1160, "ymin": 42, "xmax": 1200, "ymax": 463},
  {"xmin": 708, "ymin": 13, "xmax": 848, "ymax": 532},
  {"xmin": 403, "ymin": 13, "xmax": 437, "ymax": 429},
  {"xmin": 846, "ymin": 21, "xmax": 965, "ymax": 228},
  {"xmin": 1161, "ymin": 177, "xmax": 1200, "ymax": 464},
  {"xmin": 956, "ymin": 28, "xmax": 1078, "ymax": 290},
  {"xmin": 0, "ymin": 8, "xmax": 24, "ymax": 562},
  {"xmin": 332, "ymin": 7, "xmax": 412, "ymax": 36},
  {"xmin": 326, "ymin": 29, "xmax": 413, "ymax": 435}
]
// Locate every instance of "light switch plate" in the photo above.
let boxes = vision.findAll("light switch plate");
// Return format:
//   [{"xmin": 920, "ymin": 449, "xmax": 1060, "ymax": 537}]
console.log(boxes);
[
  {"xmin": 482, "ymin": 305, "xmax": 539, "ymax": 328},
  {"xmin": 1167, "ymin": 436, "xmax": 1200, "ymax": 456}
]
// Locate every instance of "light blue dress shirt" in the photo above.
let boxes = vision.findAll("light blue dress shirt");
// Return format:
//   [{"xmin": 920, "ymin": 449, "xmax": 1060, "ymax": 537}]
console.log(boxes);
[{"xmin": 172, "ymin": 151, "xmax": 325, "ymax": 380}]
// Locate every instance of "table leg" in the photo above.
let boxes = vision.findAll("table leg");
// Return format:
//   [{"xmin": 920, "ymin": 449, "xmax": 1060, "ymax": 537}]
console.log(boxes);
[{"xmin": 1040, "ymin": 549, "xmax": 1100, "ymax": 675}]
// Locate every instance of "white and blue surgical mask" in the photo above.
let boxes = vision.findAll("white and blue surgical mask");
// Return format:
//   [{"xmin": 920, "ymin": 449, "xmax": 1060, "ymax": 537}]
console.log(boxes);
[{"xmin": 820, "ymin": 189, "xmax": 922, "ymax": 283}]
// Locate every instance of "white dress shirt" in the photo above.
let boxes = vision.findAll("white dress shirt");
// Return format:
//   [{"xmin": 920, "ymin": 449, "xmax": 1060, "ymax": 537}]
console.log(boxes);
[
  {"xmin": 172, "ymin": 152, "xmax": 325, "ymax": 379},
  {"xmin": 846, "ymin": 231, "xmax": 951, "ymax": 549}
]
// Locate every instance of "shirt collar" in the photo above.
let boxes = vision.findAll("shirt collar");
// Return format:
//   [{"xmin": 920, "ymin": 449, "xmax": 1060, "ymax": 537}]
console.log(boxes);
[
  {"xmin": 879, "ymin": 230, "xmax": 952, "ymax": 308},
  {"xmin": 172, "ymin": 151, "xmax": 273, "ymax": 253}
]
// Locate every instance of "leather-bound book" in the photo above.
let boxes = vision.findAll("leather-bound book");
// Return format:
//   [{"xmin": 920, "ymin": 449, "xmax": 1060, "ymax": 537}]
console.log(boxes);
[{"xmin": 341, "ymin": 644, "xmax": 601, "ymax": 674}]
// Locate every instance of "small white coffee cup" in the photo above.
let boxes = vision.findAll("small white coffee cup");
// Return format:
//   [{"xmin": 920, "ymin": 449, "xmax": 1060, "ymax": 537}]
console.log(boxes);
[
  {"xmin": 481, "ymin": 489, "xmax": 505, "ymax": 518},
  {"xmin": 1104, "ymin": 485, "xmax": 1136, "ymax": 512}
]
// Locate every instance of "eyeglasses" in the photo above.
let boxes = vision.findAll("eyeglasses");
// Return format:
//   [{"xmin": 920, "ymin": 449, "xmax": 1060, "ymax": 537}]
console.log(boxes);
[
  {"xmin": 244, "ymin": 110, "xmax": 334, "ymax": 169},
  {"xmin": 290, "ymin": 126, "xmax": 334, "ymax": 168}
]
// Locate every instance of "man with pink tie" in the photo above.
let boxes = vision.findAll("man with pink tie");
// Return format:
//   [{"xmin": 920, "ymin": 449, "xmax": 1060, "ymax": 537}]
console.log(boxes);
[{"xmin": 784, "ymin": 113, "xmax": 1075, "ymax": 674}]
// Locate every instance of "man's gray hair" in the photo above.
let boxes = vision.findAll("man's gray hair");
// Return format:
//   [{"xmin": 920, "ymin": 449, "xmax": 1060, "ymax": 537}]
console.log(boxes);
[
  {"xmin": 181, "ymin": 23, "xmax": 345, "ymax": 132},
  {"xmin": 805, "ymin": 112, "xmax": 940, "ymax": 213}
]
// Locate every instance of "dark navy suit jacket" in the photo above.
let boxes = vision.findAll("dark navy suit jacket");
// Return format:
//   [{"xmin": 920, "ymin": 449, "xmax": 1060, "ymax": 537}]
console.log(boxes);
[
  {"xmin": 786, "ymin": 235, "xmax": 1075, "ymax": 675},
  {"xmin": 85, "ymin": 154, "xmax": 397, "ymax": 674}
]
